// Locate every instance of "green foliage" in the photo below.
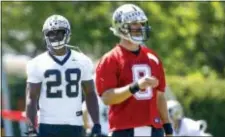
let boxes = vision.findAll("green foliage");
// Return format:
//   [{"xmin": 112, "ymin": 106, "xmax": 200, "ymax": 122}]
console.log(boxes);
[
  {"xmin": 2, "ymin": 1, "xmax": 225, "ymax": 77},
  {"xmin": 167, "ymin": 74, "xmax": 225, "ymax": 136},
  {"xmin": 7, "ymin": 74, "xmax": 26, "ymax": 110}
]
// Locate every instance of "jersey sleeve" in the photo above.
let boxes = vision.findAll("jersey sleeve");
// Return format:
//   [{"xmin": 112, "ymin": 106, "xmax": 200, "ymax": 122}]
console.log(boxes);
[
  {"xmin": 186, "ymin": 121, "xmax": 203, "ymax": 136},
  {"xmin": 156, "ymin": 60, "xmax": 166, "ymax": 92},
  {"xmin": 26, "ymin": 60, "xmax": 42, "ymax": 83},
  {"xmin": 95, "ymin": 55, "xmax": 118, "ymax": 96},
  {"xmin": 81, "ymin": 56, "xmax": 94, "ymax": 81}
]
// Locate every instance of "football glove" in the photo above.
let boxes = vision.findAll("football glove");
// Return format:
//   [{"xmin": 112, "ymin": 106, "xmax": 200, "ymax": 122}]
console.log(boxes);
[
  {"xmin": 90, "ymin": 123, "xmax": 101, "ymax": 137},
  {"xmin": 163, "ymin": 123, "xmax": 173, "ymax": 136}
]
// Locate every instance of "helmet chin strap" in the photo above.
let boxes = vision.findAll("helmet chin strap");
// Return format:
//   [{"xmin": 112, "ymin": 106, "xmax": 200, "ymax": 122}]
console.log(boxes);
[
  {"xmin": 47, "ymin": 44, "xmax": 64, "ymax": 54},
  {"xmin": 110, "ymin": 27, "xmax": 144, "ymax": 45},
  {"xmin": 51, "ymin": 42, "xmax": 65, "ymax": 49},
  {"xmin": 46, "ymin": 35, "xmax": 68, "ymax": 50},
  {"xmin": 128, "ymin": 35, "xmax": 145, "ymax": 45},
  {"xmin": 46, "ymin": 40, "xmax": 67, "ymax": 55}
]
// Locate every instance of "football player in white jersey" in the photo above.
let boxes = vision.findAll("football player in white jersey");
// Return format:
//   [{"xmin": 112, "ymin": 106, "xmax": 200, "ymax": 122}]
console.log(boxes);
[
  {"xmin": 167, "ymin": 100, "xmax": 212, "ymax": 136},
  {"xmin": 25, "ymin": 14, "xmax": 101, "ymax": 136}
]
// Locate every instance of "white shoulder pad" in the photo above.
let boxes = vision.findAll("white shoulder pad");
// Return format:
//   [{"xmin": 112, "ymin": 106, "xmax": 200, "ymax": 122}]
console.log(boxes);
[{"xmin": 147, "ymin": 53, "xmax": 159, "ymax": 65}]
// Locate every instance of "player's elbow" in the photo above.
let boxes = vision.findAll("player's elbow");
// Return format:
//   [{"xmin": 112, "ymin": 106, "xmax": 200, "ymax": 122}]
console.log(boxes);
[
  {"xmin": 102, "ymin": 98, "xmax": 120, "ymax": 105},
  {"xmin": 157, "ymin": 91, "xmax": 165, "ymax": 102},
  {"xmin": 101, "ymin": 94, "xmax": 112, "ymax": 105},
  {"xmin": 26, "ymin": 93, "xmax": 38, "ymax": 103},
  {"xmin": 101, "ymin": 90, "xmax": 120, "ymax": 105}
]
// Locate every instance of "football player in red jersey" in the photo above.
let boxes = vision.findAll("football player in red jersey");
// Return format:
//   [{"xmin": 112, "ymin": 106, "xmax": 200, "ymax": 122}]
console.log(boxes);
[{"xmin": 95, "ymin": 4, "xmax": 173, "ymax": 137}]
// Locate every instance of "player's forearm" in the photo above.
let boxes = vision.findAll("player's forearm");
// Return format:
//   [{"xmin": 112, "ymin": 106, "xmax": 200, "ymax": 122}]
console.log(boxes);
[
  {"xmin": 85, "ymin": 91, "xmax": 100, "ymax": 124},
  {"xmin": 25, "ymin": 98, "xmax": 38, "ymax": 128},
  {"xmin": 101, "ymin": 85, "xmax": 132, "ymax": 105},
  {"xmin": 82, "ymin": 111, "xmax": 90, "ymax": 129},
  {"xmin": 25, "ymin": 83, "xmax": 41, "ymax": 129},
  {"xmin": 157, "ymin": 92, "xmax": 170, "ymax": 124},
  {"xmin": 82, "ymin": 102, "xmax": 90, "ymax": 129}
]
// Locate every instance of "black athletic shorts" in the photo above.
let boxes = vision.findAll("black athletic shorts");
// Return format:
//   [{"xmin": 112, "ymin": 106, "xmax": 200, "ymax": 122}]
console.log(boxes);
[{"xmin": 38, "ymin": 123, "xmax": 84, "ymax": 136}]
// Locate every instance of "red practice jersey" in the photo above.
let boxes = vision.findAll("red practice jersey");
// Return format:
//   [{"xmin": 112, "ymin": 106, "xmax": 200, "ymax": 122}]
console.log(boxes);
[{"xmin": 95, "ymin": 45, "xmax": 166, "ymax": 132}]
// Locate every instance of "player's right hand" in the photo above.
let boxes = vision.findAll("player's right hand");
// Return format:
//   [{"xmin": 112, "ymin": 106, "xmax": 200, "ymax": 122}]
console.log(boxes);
[
  {"xmin": 90, "ymin": 123, "xmax": 101, "ymax": 137},
  {"xmin": 25, "ymin": 130, "xmax": 38, "ymax": 137},
  {"xmin": 137, "ymin": 76, "xmax": 159, "ymax": 90},
  {"xmin": 25, "ymin": 127, "xmax": 38, "ymax": 137}
]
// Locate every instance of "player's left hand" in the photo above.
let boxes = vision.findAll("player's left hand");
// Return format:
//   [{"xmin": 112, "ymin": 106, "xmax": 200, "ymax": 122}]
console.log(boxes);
[
  {"xmin": 25, "ymin": 128, "xmax": 38, "ymax": 137},
  {"xmin": 90, "ymin": 123, "xmax": 101, "ymax": 137},
  {"xmin": 163, "ymin": 123, "xmax": 173, "ymax": 137}
]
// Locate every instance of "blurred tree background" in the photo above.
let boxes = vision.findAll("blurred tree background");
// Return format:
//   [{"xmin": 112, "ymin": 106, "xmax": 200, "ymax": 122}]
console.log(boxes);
[{"xmin": 2, "ymin": 1, "xmax": 225, "ymax": 136}]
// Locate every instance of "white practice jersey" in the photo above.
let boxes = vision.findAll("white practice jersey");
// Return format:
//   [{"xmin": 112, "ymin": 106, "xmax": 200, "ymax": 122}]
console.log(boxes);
[
  {"xmin": 174, "ymin": 117, "xmax": 211, "ymax": 136},
  {"xmin": 26, "ymin": 49, "xmax": 94, "ymax": 125},
  {"xmin": 83, "ymin": 96, "xmax": 109, "ymax": 135}
]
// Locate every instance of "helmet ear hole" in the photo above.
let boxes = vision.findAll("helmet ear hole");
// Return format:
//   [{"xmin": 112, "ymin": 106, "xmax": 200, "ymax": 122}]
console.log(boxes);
[
  {"xmin": 119, "ymin": 24, "xmax": 129, "ymax": 35},
  {"xmin": 119, "ymin": 28, "xmax": 128, "ymax": 35}
]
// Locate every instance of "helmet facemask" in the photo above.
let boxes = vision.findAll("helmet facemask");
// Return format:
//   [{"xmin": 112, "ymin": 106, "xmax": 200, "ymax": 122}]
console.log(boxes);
[
  {"xmin": 127, "ymin": 22, "xmax": 150, "ymax": 44},
  {"xmin": 44, "ymin": 29, "xmax": 70, "ymax": 50}
]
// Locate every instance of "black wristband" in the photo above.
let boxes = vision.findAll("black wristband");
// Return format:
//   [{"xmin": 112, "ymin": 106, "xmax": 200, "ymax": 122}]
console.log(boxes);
[
  {"xmin": 163, "ymin": 123, "xmax": 173, "ymax": 135},
  {"xmin": 129, "ymin": 82, "xmax": 140, "ymax": 94}
]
